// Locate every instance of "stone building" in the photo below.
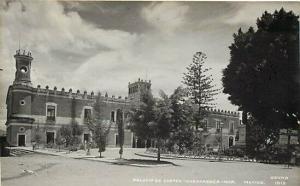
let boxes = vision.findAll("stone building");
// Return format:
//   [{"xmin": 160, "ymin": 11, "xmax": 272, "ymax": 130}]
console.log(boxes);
[{"xmin": 5, "ymin": 50, "xmax": 242, "ymax": 149}]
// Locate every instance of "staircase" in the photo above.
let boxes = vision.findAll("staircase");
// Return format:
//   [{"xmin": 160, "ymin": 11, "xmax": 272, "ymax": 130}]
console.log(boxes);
[{"xmin": 9, "ymin": 147, "xmax": 34, "ymax": 157}]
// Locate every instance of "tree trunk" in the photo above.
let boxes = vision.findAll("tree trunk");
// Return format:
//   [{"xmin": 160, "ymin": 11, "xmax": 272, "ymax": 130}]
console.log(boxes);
[
  {"xmin": 157, "ymin": 146, "xmax": 161, "ymax": 162},
  {"xmin": 119, "ymin": 146, "xmax": 123, "ymax": 159},
  {"xmin": 287, "ymin": 129, "xmax": 291, "ymax": 167}
]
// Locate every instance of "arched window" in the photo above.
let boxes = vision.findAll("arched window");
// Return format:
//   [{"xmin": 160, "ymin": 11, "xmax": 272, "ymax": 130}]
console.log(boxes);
[{"xmin": 111, "ymin": 111, "xmax": 115, "ymax": 122}]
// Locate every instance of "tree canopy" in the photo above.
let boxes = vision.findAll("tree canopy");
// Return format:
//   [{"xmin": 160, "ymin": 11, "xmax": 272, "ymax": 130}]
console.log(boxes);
[
  {"xmin": 87, "ymin": 92, "xmax": 112, "ymax": 157},
  {"xmin": 223, "ymin": 8, "xmax": 299, "ymax": 130},
  {"xmin": 183, "ymin": 52, "xmax": 219, "ymax": 129},
  {"xmin": 129, "ymin": 90, "xmax": 173, "ymax": 161},
  {"xmin": 222, "ymin": 9, "xmax": 299, "ymax": 151}
]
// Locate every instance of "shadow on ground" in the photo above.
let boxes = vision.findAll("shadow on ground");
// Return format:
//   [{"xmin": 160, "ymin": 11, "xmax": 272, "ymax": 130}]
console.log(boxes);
[
  {"xmin": 111, "ymin": 159, "xmax": 179, "ymax": 167},
  {"xmin": 2, "ymin": 163, "xmax": 57, "ymax": 181}
]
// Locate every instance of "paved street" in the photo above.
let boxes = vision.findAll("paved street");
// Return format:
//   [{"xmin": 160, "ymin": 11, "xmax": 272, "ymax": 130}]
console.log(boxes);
[{"xmin": 1, "ymin": 148, "xmax": 299, "ymax": 186}]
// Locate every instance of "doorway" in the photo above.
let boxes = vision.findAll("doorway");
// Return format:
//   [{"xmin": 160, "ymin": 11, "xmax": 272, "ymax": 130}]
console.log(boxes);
[
  {"xmin": 18, "ymin": 134, "xmax": 25, "ymax": 146},
  {"xmin": 84, "ymin": 134, "xmax": 89, "ymax": 143},
  {"xmin": 46, "ymin": 132, "xmax": 55, "ymax": 144}
]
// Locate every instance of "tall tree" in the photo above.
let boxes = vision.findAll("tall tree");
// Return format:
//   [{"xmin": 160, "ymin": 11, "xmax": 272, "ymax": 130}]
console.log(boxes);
[
  {"xmin": 129, "ymin": 90, "xmax": 173, "ymax": 161},
  {"xmin": 183, "ymin": 52, "xmax": 219, "ymax": 129},
  {"xmin": 31, "ymin": 124, "xmax": 41, "ymax": 149},
  {"xmin": 59, "ymin": 125, "xmax": 72, "ymax": 147},
  {"xmin": 70, "ymin": 121, "xmax": 83, "ymax": 149},
  {"xmin": 222, "ymin": 9, "xmax": 299, "ymax": 152},
  {"xmin": 87, "ymin": 92, "xmax": 112, "ymax": 158},
  {"xmin": 117, "ymin": 109, "xmax": 124, "ymax": 159},
  {"xmin": 169, "ymin": 87, "xmax": 195, "ymax": 154}
]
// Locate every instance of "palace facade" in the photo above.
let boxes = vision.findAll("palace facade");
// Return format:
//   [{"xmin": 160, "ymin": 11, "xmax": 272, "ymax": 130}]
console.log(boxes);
[{"xmin": 5, "ymin": 50, "xmax": 243, "ymax": 150}]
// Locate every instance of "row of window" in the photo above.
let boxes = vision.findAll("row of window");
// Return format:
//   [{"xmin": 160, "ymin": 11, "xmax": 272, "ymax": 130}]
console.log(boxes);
[
  {"xmin": 128, "ymin": 86, "xmax": 139, "ymax": 94},
  {"xmin": 202, "ymin": 120, "xmax": 235, "ymax": 133},
  {"xmin": 45, "ymin": 104, "xmax": 235, "ymax": 131},
  {"xmin": 46, "ymin": 104, "xmax": 119, "ymax": 123},
  {"xmin": 46, "ymin": 105, "xmax": 93, "ymax": 122}
]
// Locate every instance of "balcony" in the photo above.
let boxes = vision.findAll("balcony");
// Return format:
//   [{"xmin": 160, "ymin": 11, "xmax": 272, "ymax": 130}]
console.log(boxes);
[{"xmin": 46, "ymin": 116, "xmax": 56, "ymax": 124}]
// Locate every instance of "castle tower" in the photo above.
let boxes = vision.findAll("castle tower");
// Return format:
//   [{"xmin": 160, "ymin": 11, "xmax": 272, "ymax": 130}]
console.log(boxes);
[
  {"xmin": 128, "ymin": 78, "xmax": 151, "ymax": 106},
  {"xmin": 13, "ymin": 49, "xmax": 33, "ymax": 86}
]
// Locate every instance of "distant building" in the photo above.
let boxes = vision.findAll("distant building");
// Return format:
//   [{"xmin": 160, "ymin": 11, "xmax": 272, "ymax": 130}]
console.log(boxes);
[{"xmin": 5, "ymin": 50, "xmax": 243, "ymax": 150}]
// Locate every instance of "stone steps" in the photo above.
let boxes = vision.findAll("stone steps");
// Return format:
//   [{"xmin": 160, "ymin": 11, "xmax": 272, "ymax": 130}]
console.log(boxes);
[{"xmin": 9, "ymin": 148, "xmax": 34, "ymax": 157}]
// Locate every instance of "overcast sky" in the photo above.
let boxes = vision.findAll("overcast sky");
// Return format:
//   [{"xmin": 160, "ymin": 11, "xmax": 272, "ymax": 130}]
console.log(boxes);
[{"xmin": 0, "ymin": 1, "xmax": 299, "ymax": 129}]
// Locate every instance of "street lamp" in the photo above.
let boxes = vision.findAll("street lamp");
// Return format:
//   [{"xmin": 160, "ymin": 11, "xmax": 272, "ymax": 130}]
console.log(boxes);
[
  {"xmin": 220, "ymin": 122, "xmax": 224, "ymax": 152},
  {"xmin": 218, "ymin": 122, "xmax": 224, "ymax": 160}
]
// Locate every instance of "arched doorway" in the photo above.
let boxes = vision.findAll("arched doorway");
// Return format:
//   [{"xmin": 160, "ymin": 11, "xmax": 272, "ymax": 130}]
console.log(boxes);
[{"xmin": 229, "ymin": 136, "xmax": 234, "ymax": 147}]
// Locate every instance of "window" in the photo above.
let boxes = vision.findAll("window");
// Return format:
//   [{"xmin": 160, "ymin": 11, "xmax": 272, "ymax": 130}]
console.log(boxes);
[
  {"xmin": 229, "ymin": 122, "xmax": 234, "ymax": 134},
  {"xmin": 216, "ymin": 120, "xmax": 221, "ymax": 132},
  {"xmin": 47, "ymin": 105, "xmax": 56, "ymax": 121},
  {"xmin": 203, "ymin": 120, "xmax": 208, "ymax": 130},
  {"xmin": 19, "ymin": 100, "xmax": 26, "ymax": 106},
  {"xmin": 111, "ymin": 111, "xmax": 115, "ymax": 122},
  {"xmin": 84, "ymin": 109, "xmax": 92, "ymax": 121},
  {"xmin": 235, "ymin": 131, "xmax": 239, "ymax": 141},
  {"xmin": 20, "ymin": 66, "xmax": 28, "ymax": 73},
  {"xmin": 115, "ymin": 134, "xmax": 119, "ymax": 146}
]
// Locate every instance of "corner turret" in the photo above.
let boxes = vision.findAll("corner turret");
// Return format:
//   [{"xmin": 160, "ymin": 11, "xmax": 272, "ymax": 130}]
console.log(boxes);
[{"xmin": 13, "ymin": 49, "xmax": 33, "ymax": 86}]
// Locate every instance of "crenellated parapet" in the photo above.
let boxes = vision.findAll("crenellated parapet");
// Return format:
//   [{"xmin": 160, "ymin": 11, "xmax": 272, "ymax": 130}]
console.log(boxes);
[
  {"xmin": 34, "ymin": 85, "xmax": 130, "ymax": 103},
  {"xmin": 15, "ymin": 49, "xmax": 33, "ymax": 58},
  {"xmin": 205, "ymin": 107, "xmax": 239, "ymax": 117}
]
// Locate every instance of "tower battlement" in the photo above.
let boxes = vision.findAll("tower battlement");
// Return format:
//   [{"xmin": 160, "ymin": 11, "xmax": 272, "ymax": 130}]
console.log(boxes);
[
  {"xmin": 13, "ymin": 49, "xmax": 33, "ymax": 86},
  {"xmin": 15, "ymin": 49, "xmax": 32, "ymax": 58}
]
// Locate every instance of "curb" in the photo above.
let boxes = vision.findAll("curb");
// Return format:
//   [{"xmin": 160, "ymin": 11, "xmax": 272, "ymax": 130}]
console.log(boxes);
[{"xmin": 135, "ymin": 152, "xmax": 258, "ymax": 163}]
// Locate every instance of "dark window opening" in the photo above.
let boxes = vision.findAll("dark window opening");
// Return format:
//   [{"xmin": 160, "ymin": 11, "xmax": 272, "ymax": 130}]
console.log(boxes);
[
  {"xmin": 229, "ymin": 122, "xmax": 234, "ymax": 134},
  {"xmin": 235, "ymin": 131, "xmax": 239, "ymax": 141},
  {"xmin": 229, "ymin": 136, "xmax": 234, "ymax": 147},
  {"xmin": 47, "ymin": 105, "xmax": 55, "ymax": 121},
  {"xmin": 111, "ymin": 111, "xmax": 115, "ymax": 122},
  {"xmin": 84, "ymin": 109, "xmax": 92, "ymax": 122},
  {"xmin": 115, "ymin": 134, "xmax": 119, "ymax": 146},
  {"xmin": 20, "ymin": 66, "xmax": 28, "ymax": 73},
  {"xmin": 216, "ymin": 120, "xmax": 221, "ymax": 132},
  {"xmin": 84, "ymin": 134, "xmax": 90, "ymax": 142}
]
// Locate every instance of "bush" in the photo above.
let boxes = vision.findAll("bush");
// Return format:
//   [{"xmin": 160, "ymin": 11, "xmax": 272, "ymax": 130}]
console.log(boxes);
[{"xmin": 224, "ymin": 146, "xmax": 246, "ymax": 157}]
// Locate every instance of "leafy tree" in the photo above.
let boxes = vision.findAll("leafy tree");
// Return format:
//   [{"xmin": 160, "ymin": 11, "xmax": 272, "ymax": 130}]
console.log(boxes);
[
  {"xmin": 222, "ymin": 9, "xmax": 299, "ymax": 153},
  {"xmin": 70, "ymin": 120, "xmax": 83, "ymax": 148},
  {"xmin": 169, "ymin": 87, "xmax": 195, "ymax": 154},
  {"xmin": 129, "ymin": 90, "xmax": 173, "ymax": 161},
  {"xmin": 31, "ymin": 124, "xmax": 42, "ymax": 149},
  {"xmin": 59, "ymin": 125, "xmax": 72, "ymax": 147},
  {"xmin": 117, "ymin": 109, "xmax": 124, "ymax": 159},
  {"xmin": 87, "ymin": 92, "xmax": 112, "ymax": 158},
  {"xmin": 55, "ymin": 131, "xmax": 64, "ymax": 152},
  {"xmin": 183, "ymin": 52, "xmax": 219, "ymax": 129}
]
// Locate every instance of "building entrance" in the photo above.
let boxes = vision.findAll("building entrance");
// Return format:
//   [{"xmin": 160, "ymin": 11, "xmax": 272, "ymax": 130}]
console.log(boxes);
[
  {"xmin": 18, "ymin": 134, "xmax": 25, "ymax": 146},
  {"xmin": 46, "ymin": 132, "xmax": 55, "ymax": 144},
  {"xmin": 84, "ymin": 134, "xmax": 89, "ymax": 143}
]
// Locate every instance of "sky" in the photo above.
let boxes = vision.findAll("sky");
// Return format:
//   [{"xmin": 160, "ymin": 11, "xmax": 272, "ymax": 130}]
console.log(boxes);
[{"xmin": 0, "ymin": 0, "xmax": 299, "ymax": 130}]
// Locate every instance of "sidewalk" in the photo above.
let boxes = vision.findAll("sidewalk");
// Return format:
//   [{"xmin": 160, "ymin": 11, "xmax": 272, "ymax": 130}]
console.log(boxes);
[{"xmin": 11, "ymin": 147, "xmax": 168, "ymax": 167}]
